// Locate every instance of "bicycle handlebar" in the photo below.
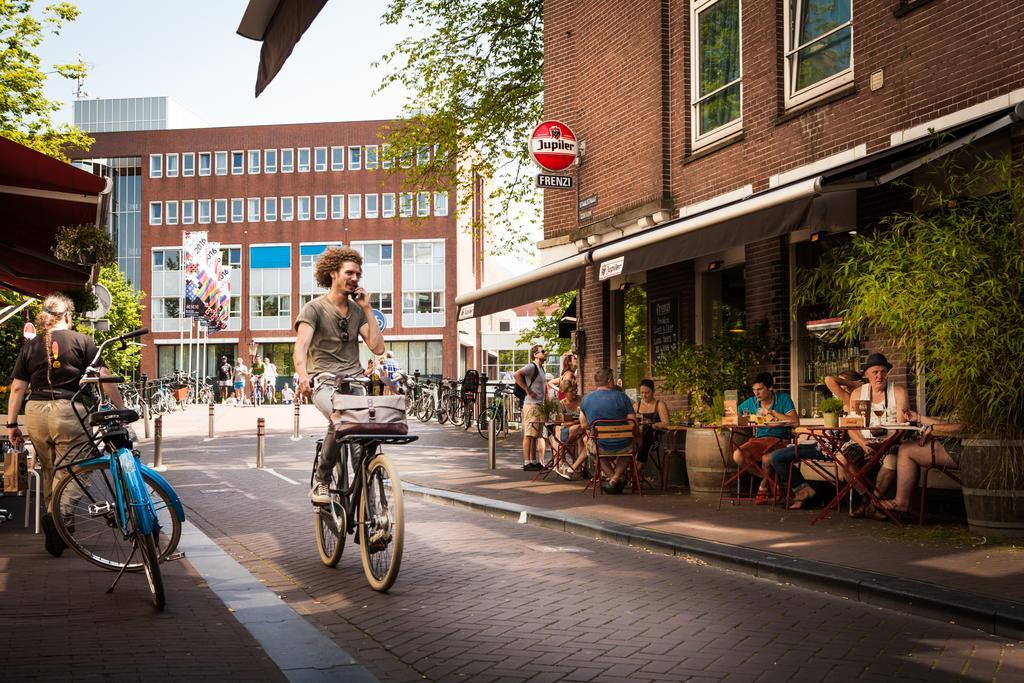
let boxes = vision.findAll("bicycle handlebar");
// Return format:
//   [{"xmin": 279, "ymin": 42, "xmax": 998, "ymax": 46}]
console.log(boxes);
[{"xmin": 87, "ymin": 328, "xmax": 149, "ymax": 371}]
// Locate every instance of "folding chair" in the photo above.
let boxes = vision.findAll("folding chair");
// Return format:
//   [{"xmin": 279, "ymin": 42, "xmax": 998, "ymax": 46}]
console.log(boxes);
[{"xmin": 583, "ymin": 419, "xmax": 642, "ymax": 497}]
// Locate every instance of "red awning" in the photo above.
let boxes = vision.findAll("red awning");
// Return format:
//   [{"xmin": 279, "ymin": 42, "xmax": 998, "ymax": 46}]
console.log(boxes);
[{"xmin": 0, "ymin": 135, "xmax": 109, "ymax": 297}]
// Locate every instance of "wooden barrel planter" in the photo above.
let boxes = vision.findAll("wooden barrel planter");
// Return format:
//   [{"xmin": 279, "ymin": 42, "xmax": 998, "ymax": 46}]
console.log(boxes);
[
  {"xmin": 961, "ymin": 439, "xmax": 1024, "ymax": 539},
  {"xmin": 685, "ymin": 428, "xmax": 744, "ymax": 493}
]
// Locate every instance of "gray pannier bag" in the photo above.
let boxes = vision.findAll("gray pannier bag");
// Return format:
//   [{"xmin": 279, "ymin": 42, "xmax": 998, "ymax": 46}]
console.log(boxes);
[{"xmin": 331, "ymin": 393, "xmax": 409, "ymax": 436}]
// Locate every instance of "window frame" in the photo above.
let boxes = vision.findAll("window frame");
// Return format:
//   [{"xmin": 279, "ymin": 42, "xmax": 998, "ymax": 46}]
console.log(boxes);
[
  {"xmin": 297, "ymin": 195, "xmax": 311, "ymax": 221},
  {"xmin": 314, "ymin": 146, "xmax": 327, "ymax": 172},
  {"xmin": 198, "ymin": 152, "xmax": 211, "ymax": 176},
  {"xmin": 331, "ymin": 194, "xmax": 344, "ymax": 220},
  {"xmin": 214, "ymin": 198, "xmax": 228, "ymax": 224},
  {"xmin": 348, "ymin": 146, "xmax": 362, "ymax": 171},
  {"xmin": 182, "ymin": 152, "xmax": 195, "ymax": 177},
  {"xmin": 264, "ymin": 148, "xmax": 278, "ymax": 174},
  {"xmin": 264, "ymin": 196, "xmax": 278, "ymax": 222},
  {"xmin": 198, "ymin": 199, "xmax": 211, "ymax": 224},
  {"xmin": 331, "ymin": 146, "xmax": 345, "ymax": 171},
  {"xmin": 690, "ymin": 0, "xmax": 744, "ymax": 148},
  {"xmin": 165, "ymin": 153, "xmax": 179, "ymax": 178},
  {"xmin": 149, "ymin": 154, "xmax": 162, "ymax": 178},
  {"xmin": 231, "ymin": 150, "xmax": 245, "ymax": 175},
  {"xmin": 347, "ymin": 194, "xmax": 362, "ymax": 219},
  {"xmin": 165, "ymin": 200, "xmax": 178, "ymax": 225},
  {"xmin": 381, "ymin": 144, "xmax": 392, "ymax": 170},
  {"xmin": 783, "ymin": 0, "xmax": 854, "ymax": 109},
  {"xmin": 382, "ymin": 193, "xmax": 396, "ymax": 218},
  {"xmin": 231, "ymin": 197, "xmax": 244, "ymax": 223},
  {"xmin": 365, "ymin": 193, "xmax": 379, "ymax": 219},
  {"xmin": 281, "ymin": 196, "xmax": 294, "ymax": 221},
  {"xmin": 365, "ymin": 145, "xmax": 379, "ymax": 170},
  {"xmin": 280, "ymin": 148, "xmax": 294, "ymax": 173},
  {"xmin": 399, "ymin": 192, "xmax": 413, "ymax": 217},
  {"xmin": 297, "ymin": 147, "xmax": 311, "ymax": 172},
  {"xmin": 314, "ymin": 195, "xmax": 328, "ymax": 220},
  {"xmin": 149, "ymin": 201, "xmax": 162, "ymax": 225},
  {"xmin": 181, "ymin": 199, "xmax": 195, "ymax": 225},
  {"xmin": 247, "ymin": 197, "xmax": 261, "ymax": 223},
  {"xmin": 248, "ymin": 149, "xmax": 261, "ymax": 174},
  {"xmin": 417, "ymin": 191, "xmax": 430, "ymax": 217},
  {"xmin": 433, "ymin": 191, "xmax": 449, "ymax": 217},
  {"xmin": 215, "ymin": 151, "xmax": 228, "ymax": 176}
]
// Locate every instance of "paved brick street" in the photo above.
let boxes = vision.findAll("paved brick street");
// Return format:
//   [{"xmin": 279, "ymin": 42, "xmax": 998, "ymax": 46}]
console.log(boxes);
[{"xmin": 139, "ymin": 405, "xmax": 1021, "ymax": 681}]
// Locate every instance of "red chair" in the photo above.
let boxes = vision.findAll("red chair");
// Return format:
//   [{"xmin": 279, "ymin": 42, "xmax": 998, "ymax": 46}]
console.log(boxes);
[{"xmin": 583, "ymin": 419, "xmax": 642, "ymax": 497}]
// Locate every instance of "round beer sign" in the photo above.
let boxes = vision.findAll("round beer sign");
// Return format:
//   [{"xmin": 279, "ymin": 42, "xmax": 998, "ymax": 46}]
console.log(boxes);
[{"xmin": 529, "ymin": 120, "xmax": 578, "ymax": 172}]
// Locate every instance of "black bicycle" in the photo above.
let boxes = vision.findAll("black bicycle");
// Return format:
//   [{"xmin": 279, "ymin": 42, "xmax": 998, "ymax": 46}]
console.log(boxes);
[{"xmin": 311, "ymin": 378, "xmax": 417, "ymax": 592}]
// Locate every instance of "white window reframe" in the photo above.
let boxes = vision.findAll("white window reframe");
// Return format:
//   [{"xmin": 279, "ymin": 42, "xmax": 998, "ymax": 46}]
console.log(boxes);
[
  {"xmin": 198, "ymin": 152, "xmax": 212, "ymax": 176},
  {"xmin": 297, "ymin": 147, "xmax": 311, "ymax": 172},
  {"xmin": 264, "ymin": 196, "xmax": 278, "ymax": 222},
  {"xmin": 314, "ymin": 195, "xmax": 328, "ymax": 220},
  {"xmin": 382, "ymin": 193, "xmax": 396, "ymax": 218},
  {"xmin": 231, "ymin": 150, "xmax": 245, "ymax": 175},
  {"xmin": 690, "ymin": 0, "xmax": 744, "ymax": 149},
  {"xmin": 198, "ymin": 199, "xmax": 211, "ymax": 224},
  {"xmin": 248, "ymin": 149, "xmax": 261, "ymax": 174},
  {"xmin": 149, "ymin": 201, "xmax": 162, "ymax": 225},
  {"xmin": 331, "ymin": 194, "xmax": 345, "ymax": 220},
  {"xmin": 182, "ymin": 152, "xmax": 195, "ymax": 177},
  {"xmin": 314, "ymin": 146, "xmax": 327, "ymax": 172},
  {"xmin": 231, "ymin": 197, "xmax": 244, "ymax": 223},
  {"xmin": 330, "ymin": 146, "xmax": 345, "ymax": 171},
  {"xmin": 165, "ymin": 152, "xmax": 179, "ymax": 178},
  {"xmin": 149, "ymin": 154, "xmax": 162, "ymax": 178},
  {"xmin": 214, "ymin": 198, "xmax": 228, "ymax": 224},
  {"xmin": 181, "ymin": 199, "xmax": 195, "ymax": 225},
  {"xmin": 783, "ymin": 0, "xmax": 854, "ymax": 110}
]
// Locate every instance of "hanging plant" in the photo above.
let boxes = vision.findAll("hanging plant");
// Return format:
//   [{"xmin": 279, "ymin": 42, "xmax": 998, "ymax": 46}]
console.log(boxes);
[{"xmin": 52, "ymin": 224, "xmax": 116, "ymax": 267}]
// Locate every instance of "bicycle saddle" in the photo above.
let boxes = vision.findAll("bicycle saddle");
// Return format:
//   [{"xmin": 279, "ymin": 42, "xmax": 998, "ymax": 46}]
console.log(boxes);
[{"xmin": 89, "ymin": 408, "xmax": 140, "ymax": 427}]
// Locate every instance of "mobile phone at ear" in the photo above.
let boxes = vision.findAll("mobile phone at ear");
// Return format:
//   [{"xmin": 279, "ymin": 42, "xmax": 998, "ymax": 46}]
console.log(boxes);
[{"xmin": 352, "ymin": 291, "xmax": 365, "ymax": 301}]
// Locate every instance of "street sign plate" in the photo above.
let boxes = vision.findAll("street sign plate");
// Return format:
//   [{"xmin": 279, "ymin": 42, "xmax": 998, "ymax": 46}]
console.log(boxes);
[
  {"xmin": 372, "ymin": 308, "xmax": 388, "ymax": 330},
  {"xmin": 535, "ymin": 173, "xmax": 574, "ymax": 189}
]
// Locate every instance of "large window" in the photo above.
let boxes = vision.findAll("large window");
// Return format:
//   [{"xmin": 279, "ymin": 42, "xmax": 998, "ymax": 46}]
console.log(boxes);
[
  {"xmin": 182, "ymin": 152, "xmax": 195, "ymax": 177},
  {"xmin": 149, "ymin": 154, "xmax": 162, "ymax": 178},
  {"xmin": 365, "ymin": 145, "xmax": 379, "ymax": 170},
  {"xmin": 165, "ymin": 201, "xmax": 178, "ymax": 225},
  {"xmin": 149, "ymin": 201, "xmax": 162, "ymax": 226},
  {"xmin": 182, "ymin": 200, "xmax": 194, "ymax": 225},
  {"xmin": 347, "ymin": 194, "xmax": 361, "ymax": 219},
  {"xmin": 248, "ymin": 149, "xmax": 261, "ymax": 174},
  {"xmin": 784, "ymin": 0, "xmax": 853, "ymax": 108},
  {"xmin": 198, "ymin": 199, "xmax": 211, "ymax": 224},
  {"xmin": 231, "ymin": 150, "xmax": 244, "ymax": 175},
  {"xmin": 298, "ymin": 196, "xmax": 311, "ymax": 221},
  {"xmin": 199, "ymin": 152, "xmax": 211, "ymax": 176},
  {"xmin": 215, "ymin": 151, "xmax": 228, "ymax": 175},
  {"xmin": 382, "ymin": 193, "xmax": 396, "ymax": 218},
  {"xmin": 353, "ymin": 242, "xmax": 394, "ymax": 326},
  {"xmin": 150, "ymin": 248, "xmax": 183, "ymax": 331},
  {"xmin": 331, "ymin": 146, "xmax": 345, "ymax": 171},
  {"xmin": 401, "ymin": 240, "xmax": 445, "ymax": 327},
  {"xmin": 417, "ymin": 192, "xmax": 430, "ymax": 217},
  {"xmin": 281, "ymin": 196, "xmax": 294, "ymax": 221},
  {"xmin": 264, "ymin": 196, "xmax": 277, "ymax": 222},
  {"xmin": 314, "ymin": 147, "xmax": 327, "ymax": 172},
  {"xmin": 399, "ymin": 192, "xmax": 413, "ymax": 218},
  {"xmin": 314, "ymin": 195, "xmax": 327, "ymax": 220},
  {"xmin": 281, "ymin": 148, "xmax": 294, "ymax": 173},
  {"xmin": 297, "ymin": 147, "xmax": 311, "ymax": 172},
  {"xmin": 365, "ymin": 193, "xmax": 379, "ymax": 219},
  {"xmin": 381, "ymin": 144, "xmax": 392, "ymax": 170},
  {"xmin": 231, "ymin": 198, "xmax": 244, "ymax": 223},
  {"xmin": 249, "ymin": 245, "xmax": 292, "ymax": 330},
  {"xmin": 348, "ymin": 146, "xmax": 362, "ymax": 170},
  {"xmin": 331, "ymin": 194, "xmax": 344, "ymax": 220},
  {"xmin": 298, "ymin": 243, "xmax": 343, "ymax": 306},
  {"xmin": 264, "ymin": 148, "xmax": 278, "ymax": 173},
  {"xmin": 376, "ymin": 340, "xmax": 442, "ymax": 378},
  {"xmin": 247, "ymin": 197, "xmax": 260, "ymax": 222},
  {"xmin": 434, "ymin": 192, "xmax": 449, "ymax": 217},
  {"xmin": 692, "ymin": 0, "xmax": 742, "ymax": 146}
]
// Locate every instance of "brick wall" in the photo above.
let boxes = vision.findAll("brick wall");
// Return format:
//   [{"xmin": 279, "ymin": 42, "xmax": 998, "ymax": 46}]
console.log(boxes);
[
  {"xmin": 577, "ymin": 265, "xmax": 607, "ymax": 393},
  {"xmin": 544, "ymin": 0, "xmax": 1024, "ymax": 241}
]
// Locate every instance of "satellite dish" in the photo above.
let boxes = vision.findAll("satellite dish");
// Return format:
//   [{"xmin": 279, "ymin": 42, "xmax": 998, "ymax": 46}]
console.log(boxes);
[{"xmin": 87, "ymin": 283, "xmax": 112, "ymax": 320}]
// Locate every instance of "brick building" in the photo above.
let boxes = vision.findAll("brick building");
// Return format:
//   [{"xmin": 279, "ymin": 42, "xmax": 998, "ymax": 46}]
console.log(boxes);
[
  {"xmin": 457, "ymin": 0, "xmax": 1024, "ymax": 413},
  {"xmin": 73, "ymin": 99, "xmax": 477, "ymax": 385}
]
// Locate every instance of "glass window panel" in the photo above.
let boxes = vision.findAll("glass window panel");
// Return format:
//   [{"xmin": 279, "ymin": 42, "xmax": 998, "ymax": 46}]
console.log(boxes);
[
  {"xmin": 365, "ymin": 145, "xmax": 378, "ymax": 169},
  {"xmin": 381, "ymin": 144, "xmax": 392, "ymax": 169},
  {"xmin": 365, "ymin": 193, "xmax": 379, "ymax": 218},
  {"xmin": 149, "ymin": 201, "xmax": 162, "ymax": 225},
  {"xmin": 198, "ymin": 199, "xmax": 211, "ymax": 224},
  {"xmin": 182, "ymin": 200, "xmax": 194, "ymax": 225},
  {"xmin": 281, "ymin": 148, "xmax": 294, "ymax": 173},
  {"xmin": 417, "ymin": 145, "xmax": 431, "ymax": 165},
  {"xmin": 182, "ymin": 152, "xmax": 195, "ymax": 176},
  {"xmin": 281, "ymin": 196, "xmax": 294, "ymax": 221},
  {"xmin": 248, "ymin": 150, "xmax": 261, "ymax": 174},
  {"xmin": 297, "ymin": 147, "xmax": 310, "ymax": 172},
  {"xmin": 231, "ymin": 198, "xmax": 244, "ymax": 222},
  {"xmin": 695, "ymin": 0, "xmax": 741, "ymax": 138},
  {"xmin": 149, "ymin": 154, "xmax": 162, "ymax": 178},
  {"xmin": 165, "ymin": 153, "xmax": 179, "ymax": 177},
  {"xmin": 231, "ymin": 151, "xmax": 244, "ymax": 174},
  {"xmin": 417, "ymin": 192, "xmax": 430, "ymax": 217},
  {"xmin": 215, "ymin": 151, "xmax": 228, "ymax": 175},
  {"xmin": 348, "ymin": 146, "xmax": 362, "ymax": 170},
  {"xmin": 199, "ymin": 152, "xmax": 211, "ymax": 176},
  {"xmin": 400, "ymin": 193, "xmax": 413, "ymax": 217},
  {"xmin": 264, "ymin": 196, "xmax": 277, "ymax": 221},
  {"xmin": 298, "ymin": 196, "xmax": 310, "ymax": 220},
  {"xmin": 331, "ymin": 146, "xmax": 345, "ymax": 171},
  {"xmin": 248, "ymin": 197, "xmax": 260, "ymax": 222},
  {"xmin": 331, "ymin": 195, "xmax": 344, "ymax": 220},
  {"xmin": 314, "ymin": 195, "xmax": 327, "ymax": 220},
  {"xmin": 382, "ymin": 193, "xmax": 396, "ymax": 218},
  {"xmin": 347, "ymin": 194, "xmax": 361, "ymax": 219},
  {"xmin": 215, "ymin": 199, "xmax": 227, "ymax": 223},
  {"xmin": 314, "ymin": 147, "xmax": 327, "ymax": 171},
  {"xmin": 265, "ymin": 148, "xmax": 277, "ymax": 173}
]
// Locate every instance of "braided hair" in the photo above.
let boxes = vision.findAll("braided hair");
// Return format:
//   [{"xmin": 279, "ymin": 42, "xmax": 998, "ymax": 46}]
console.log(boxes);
[{"xmin": 35, "ymin": 294, "xmax": 75, "ymax": 386}]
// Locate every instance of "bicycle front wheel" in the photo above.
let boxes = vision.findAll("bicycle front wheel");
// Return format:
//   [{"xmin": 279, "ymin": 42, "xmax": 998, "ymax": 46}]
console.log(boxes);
[
  {"xmin": 313, "ymin": 455, "xmax": 346, "ymax": 568},
  {"xmin": 126, "ymin": 489, "xmax": 165, "ymax": 611},
  {"xmin": 358, "ymin": 453, "xmax": 404, "ymax": 592},
  {"xmin": 53, "ymin": 462, "xmax": 182, "ymax": 572}
]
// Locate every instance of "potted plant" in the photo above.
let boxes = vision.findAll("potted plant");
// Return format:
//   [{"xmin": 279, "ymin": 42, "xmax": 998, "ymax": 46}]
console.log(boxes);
[
  {"xmin": 654, "ymin": 309, "xmax": 781, "ymax": 492},
  {"xmin": 796, "ymin": 152, "xmax": 1024, "ymax": 537},
  {"xmin": 536, "ymin": 397, "xmax": 563, "ymax": 423},
  {"xmin": 818, "ymin": 397, "xmax": 844, "ymax": 428},
  {"xmin": 52, "ymin": 224, "xmax": 116, "ymax": 267}
]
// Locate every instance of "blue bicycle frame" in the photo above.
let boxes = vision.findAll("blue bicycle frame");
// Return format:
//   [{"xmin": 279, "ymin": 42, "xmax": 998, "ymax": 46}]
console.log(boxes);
[{"xmin": 75, "ymin": 450, "xmax": 186, "ymax": 535}]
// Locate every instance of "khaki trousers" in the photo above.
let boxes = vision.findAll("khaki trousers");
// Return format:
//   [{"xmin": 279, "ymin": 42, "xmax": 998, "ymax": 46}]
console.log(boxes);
[{"xmin": 23, "ymin": 400, "xmax": 91, "ymax": 513}]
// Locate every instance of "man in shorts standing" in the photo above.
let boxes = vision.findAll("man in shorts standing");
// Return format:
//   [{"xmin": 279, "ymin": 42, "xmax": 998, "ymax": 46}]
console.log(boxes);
[
  {"xmin": 514, "ymin": 344, "xmax": 548, "ymax": 471},
  {"xmin": 217, "ymin": 355, "xmax": 232, "ymax": 402},
  {"xmin": 293, "ymin": 247, "xmax": 384, "ymax": 504}
]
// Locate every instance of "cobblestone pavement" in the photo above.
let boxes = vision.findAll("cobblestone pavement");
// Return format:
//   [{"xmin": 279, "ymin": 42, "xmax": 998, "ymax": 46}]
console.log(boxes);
[
  {"xmin": 149, "ymin": 416, "xmax": 1021, "ymax": 682},
  {"xmin": 0, "ymin": 509, "xmax": 285, "ymax": 682}
]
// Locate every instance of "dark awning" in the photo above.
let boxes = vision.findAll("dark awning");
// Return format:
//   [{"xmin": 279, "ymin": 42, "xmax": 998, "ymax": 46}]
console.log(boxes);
[
  {"xmin": 0, "ymin": 136, "xmax": 109, "ymax": 297},
  {"xmin": 237, "ymin": 0, "xmax": 328, "ymax": 97},
  {"xmin": 456, "ymin": 253, "xmax": 588, "ymax": 320}
]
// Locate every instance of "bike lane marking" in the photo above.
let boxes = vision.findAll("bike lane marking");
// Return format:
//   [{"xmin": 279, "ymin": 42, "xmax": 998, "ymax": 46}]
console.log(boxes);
[
  {"xmin": 246, "ymin": 462, "xmax": 302, "ymax": 485},
  {"xmin": 179, "ymin": 520, "xmax": 377, "ymax": 682}
]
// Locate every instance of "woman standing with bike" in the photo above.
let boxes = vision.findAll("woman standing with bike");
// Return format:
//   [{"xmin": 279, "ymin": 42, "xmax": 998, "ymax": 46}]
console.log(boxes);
[{"xmin": 6, "ymin": 294, "xmax": 123, "ymax": 556}]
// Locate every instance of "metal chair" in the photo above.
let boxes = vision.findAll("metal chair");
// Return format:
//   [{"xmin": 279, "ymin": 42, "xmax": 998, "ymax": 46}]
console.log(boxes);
[
  {"xmin": 584, "ymin": 418, "xmax": 642, "ymax": 497},
  {"xmin": 918, "ymin": 438, "xmax": 961, "ymax": 525}
]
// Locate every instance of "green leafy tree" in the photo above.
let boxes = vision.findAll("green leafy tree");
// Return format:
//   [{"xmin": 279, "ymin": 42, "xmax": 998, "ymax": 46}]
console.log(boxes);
[
  {"xmin": 515, "ymin": 291, "xmax": 573, "ymax": 358},
  {"xmin": 621, "ymin": 286, "xmax": 648, "ymax": 390},
  {"xmin": 74, "ymin": 266, "xmax": 145, "ymax": 378},
  {"xmin": 376, "ymin": 0, "xmax": 543, "ymax": 255},
  {"xmin": 0, "ymin": 1, "xmax": 92, "ymax": 160}
]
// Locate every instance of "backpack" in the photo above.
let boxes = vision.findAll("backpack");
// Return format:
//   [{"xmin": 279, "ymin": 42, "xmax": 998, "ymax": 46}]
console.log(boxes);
[
  {"xmin": 461, "ymin": 369, "xmax": 480, "ymax": 402},
  {"xmin": 512, "ymin": 364, "xmax": 539, "ymax": 408}
]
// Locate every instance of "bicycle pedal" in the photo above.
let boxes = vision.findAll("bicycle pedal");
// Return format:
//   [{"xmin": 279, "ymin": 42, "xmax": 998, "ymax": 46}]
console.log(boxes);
[
  {"xmin": 88, "ymin": 501, "xmax": 114, "ymax": 517},
  {"xmin": 164, "ymin": 551, "xmax": 186, "ymax": 562}
]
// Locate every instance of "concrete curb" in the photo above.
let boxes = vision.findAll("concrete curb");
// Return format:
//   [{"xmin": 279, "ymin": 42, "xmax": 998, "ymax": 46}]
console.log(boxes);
[{"xmin": 403, "ymin": 482, "xmax": 1024, "ymax": 641}]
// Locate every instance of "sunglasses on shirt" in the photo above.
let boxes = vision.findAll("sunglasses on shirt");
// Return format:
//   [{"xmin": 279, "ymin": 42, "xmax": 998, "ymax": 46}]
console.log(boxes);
[{"xmin": 338, "ymin": 316, "xmax": 349, "ymax": 343}]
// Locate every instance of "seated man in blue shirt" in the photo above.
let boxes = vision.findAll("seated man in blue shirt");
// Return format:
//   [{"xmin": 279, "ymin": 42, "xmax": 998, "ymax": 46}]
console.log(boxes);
[
  {"xmin": 580, "ymin": 367, "xmax": 638, "ymax": 495},
  {"xmin": 735, "ymin": 372, "xmax": 798, "ymax": 504}
]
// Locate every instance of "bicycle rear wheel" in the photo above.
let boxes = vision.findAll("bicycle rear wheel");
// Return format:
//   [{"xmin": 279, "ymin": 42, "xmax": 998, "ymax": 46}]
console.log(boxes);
[
  {"xmin": 312, "ymin": 446, "xmax": 346, "ymax": 567},
  {"xmin": 53, "ymin": 462, "xmax": 182, "ymax": 572},
  {"xmin": 358, "ymin": 453, "xmax": 404, "ymax": 592},
  {"xmin": 126, "ymin": 489, "xmax": 165, "ymax": 611}
]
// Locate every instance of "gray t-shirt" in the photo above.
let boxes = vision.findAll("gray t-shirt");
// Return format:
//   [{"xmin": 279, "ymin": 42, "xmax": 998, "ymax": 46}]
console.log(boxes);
[
  {"xmin": 518, "ymin": 362, "xmax": 547, "ymax": 406},
  {"xmin": 294, "ymin": 294, "xmax": 368, "ymax": 378}
]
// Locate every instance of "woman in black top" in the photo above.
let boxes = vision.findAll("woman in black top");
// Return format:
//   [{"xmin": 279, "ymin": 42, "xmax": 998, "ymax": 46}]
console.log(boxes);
[
  {"xmin": 6, "ymin": 294, "xmax": 122, "ymax": 556},
  {"xmin": 635, "ymin": 379, "xmax": 670, "ymax": 463}
]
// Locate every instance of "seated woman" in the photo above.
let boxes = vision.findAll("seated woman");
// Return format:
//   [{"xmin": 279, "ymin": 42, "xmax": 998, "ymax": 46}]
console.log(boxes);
[
  {"xmin": 548, "ymin": 352, "xmax": 577, "ymax": 401},
  {"xmin": 635, "ymin": 379, "xmax": 670, "ymax": 468},
  {"xmin": 735, "ymin": 372, "xmax": 798, "ymax": 504},
  {"xmin": 553, "ymin": 379, "xmax": 584, "ymax": 479},
  {"xmin": 879, "ymin": 409, "xmax": 963, "ymax": 515}
]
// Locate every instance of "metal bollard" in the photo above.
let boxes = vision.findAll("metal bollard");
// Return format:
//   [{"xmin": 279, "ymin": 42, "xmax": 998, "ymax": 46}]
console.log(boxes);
[
  {"xmin": 153, "ymin": 415, "xmax": 163, "ymax": 470},
  {"xmin": 256, "ymin": 417, "xmax": 265, "ymax": 469},
  {"xmin": 488, "ymin": 413, "xmax": 496, "ymax": 469},
  {"xmin": 208, "ymin": 402, "xmax": 215, "ymax": 439},
  {"xmin": 291, "ymin": 401, "xmax": 301, "ymax": 441},
  {"xmin": 142, "ymin": 400, "xmax": 151, "ymax": 439}
]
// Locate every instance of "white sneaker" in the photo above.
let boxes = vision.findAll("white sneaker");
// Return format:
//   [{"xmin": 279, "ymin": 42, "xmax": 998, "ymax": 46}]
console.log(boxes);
[{"xmin": 309, "ymin": 481, "xmax": 331, "ymax": 505}]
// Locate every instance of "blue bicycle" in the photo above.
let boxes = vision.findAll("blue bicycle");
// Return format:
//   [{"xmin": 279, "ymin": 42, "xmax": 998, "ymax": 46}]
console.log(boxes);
[{"xmin": 50, "ymin": 328, "xmax": 185, "ymax": 611}]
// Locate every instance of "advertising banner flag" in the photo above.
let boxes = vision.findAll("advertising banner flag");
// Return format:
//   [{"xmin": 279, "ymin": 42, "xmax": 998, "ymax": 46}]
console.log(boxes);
[{"xmin": 182, "ymin": 231, "xmax": 209, "ymax": 318}]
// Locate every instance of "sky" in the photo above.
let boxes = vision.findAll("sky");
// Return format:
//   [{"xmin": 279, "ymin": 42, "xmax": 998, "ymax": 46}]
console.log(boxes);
[{"xmin": 37, "ymin": 0, "xmax": 538, "ymax": 273}]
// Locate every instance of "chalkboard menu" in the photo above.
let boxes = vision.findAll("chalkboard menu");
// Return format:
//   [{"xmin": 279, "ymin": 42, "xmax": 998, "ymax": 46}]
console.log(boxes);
[{"xmin": 650, "ymin": 296, "xmax": 679, "ymax": 365}]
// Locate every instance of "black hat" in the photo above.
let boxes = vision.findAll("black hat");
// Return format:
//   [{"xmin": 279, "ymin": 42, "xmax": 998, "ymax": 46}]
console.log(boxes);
[{"xmin": 861, "ymin": 353, "xmax": 892, "ymax": 372}]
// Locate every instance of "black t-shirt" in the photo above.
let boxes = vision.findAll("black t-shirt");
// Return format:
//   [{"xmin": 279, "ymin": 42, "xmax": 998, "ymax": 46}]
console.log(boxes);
[
  {"xmin": 217, "ymin": 362, "xmax": 232, "ymax": 382},
  {"xmin": 12, "ymin": 329, "xmax": 102, "ymax": 400}
]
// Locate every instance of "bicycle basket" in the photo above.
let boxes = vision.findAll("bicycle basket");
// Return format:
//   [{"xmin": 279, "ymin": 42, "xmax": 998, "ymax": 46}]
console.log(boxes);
[
  {"xmin": 331, "ymin": 394, "xmax": 409, "ymax": 436},
  {"xmin": 171, "ymin": 387, "xmax": 189, "ymax": 401}
]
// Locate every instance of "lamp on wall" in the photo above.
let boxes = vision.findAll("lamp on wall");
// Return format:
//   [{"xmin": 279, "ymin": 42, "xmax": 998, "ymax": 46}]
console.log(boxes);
[
  {"xmin": 810, "ymin": 230, "xmax": 828, "ymax": 242},
  {"xmin": 707, "ymin": 260, "xmax": 724, "ymax": 272}
]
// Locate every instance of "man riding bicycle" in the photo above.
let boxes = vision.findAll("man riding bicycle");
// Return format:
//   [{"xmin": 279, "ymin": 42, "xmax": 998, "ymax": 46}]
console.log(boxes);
[{"xmin": 293, "ymin": 246, "xmax": 385, "ymax": 505}]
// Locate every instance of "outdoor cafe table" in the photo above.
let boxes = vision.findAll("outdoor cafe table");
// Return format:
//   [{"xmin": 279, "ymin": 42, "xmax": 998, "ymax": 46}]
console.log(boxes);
[{"xmin": 802, "ymin": 424, "xmax": 923, "ymax": 525}]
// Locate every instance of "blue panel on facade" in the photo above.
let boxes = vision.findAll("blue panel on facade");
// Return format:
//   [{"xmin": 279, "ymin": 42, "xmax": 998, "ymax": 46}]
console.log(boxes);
[
  {"xmin": 299, "ymin": 244, "xmax": 329, "ymax": 256},
  {"xmin": 250, "ymin": 245, "xmax": 291, "ymax": 269}
]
